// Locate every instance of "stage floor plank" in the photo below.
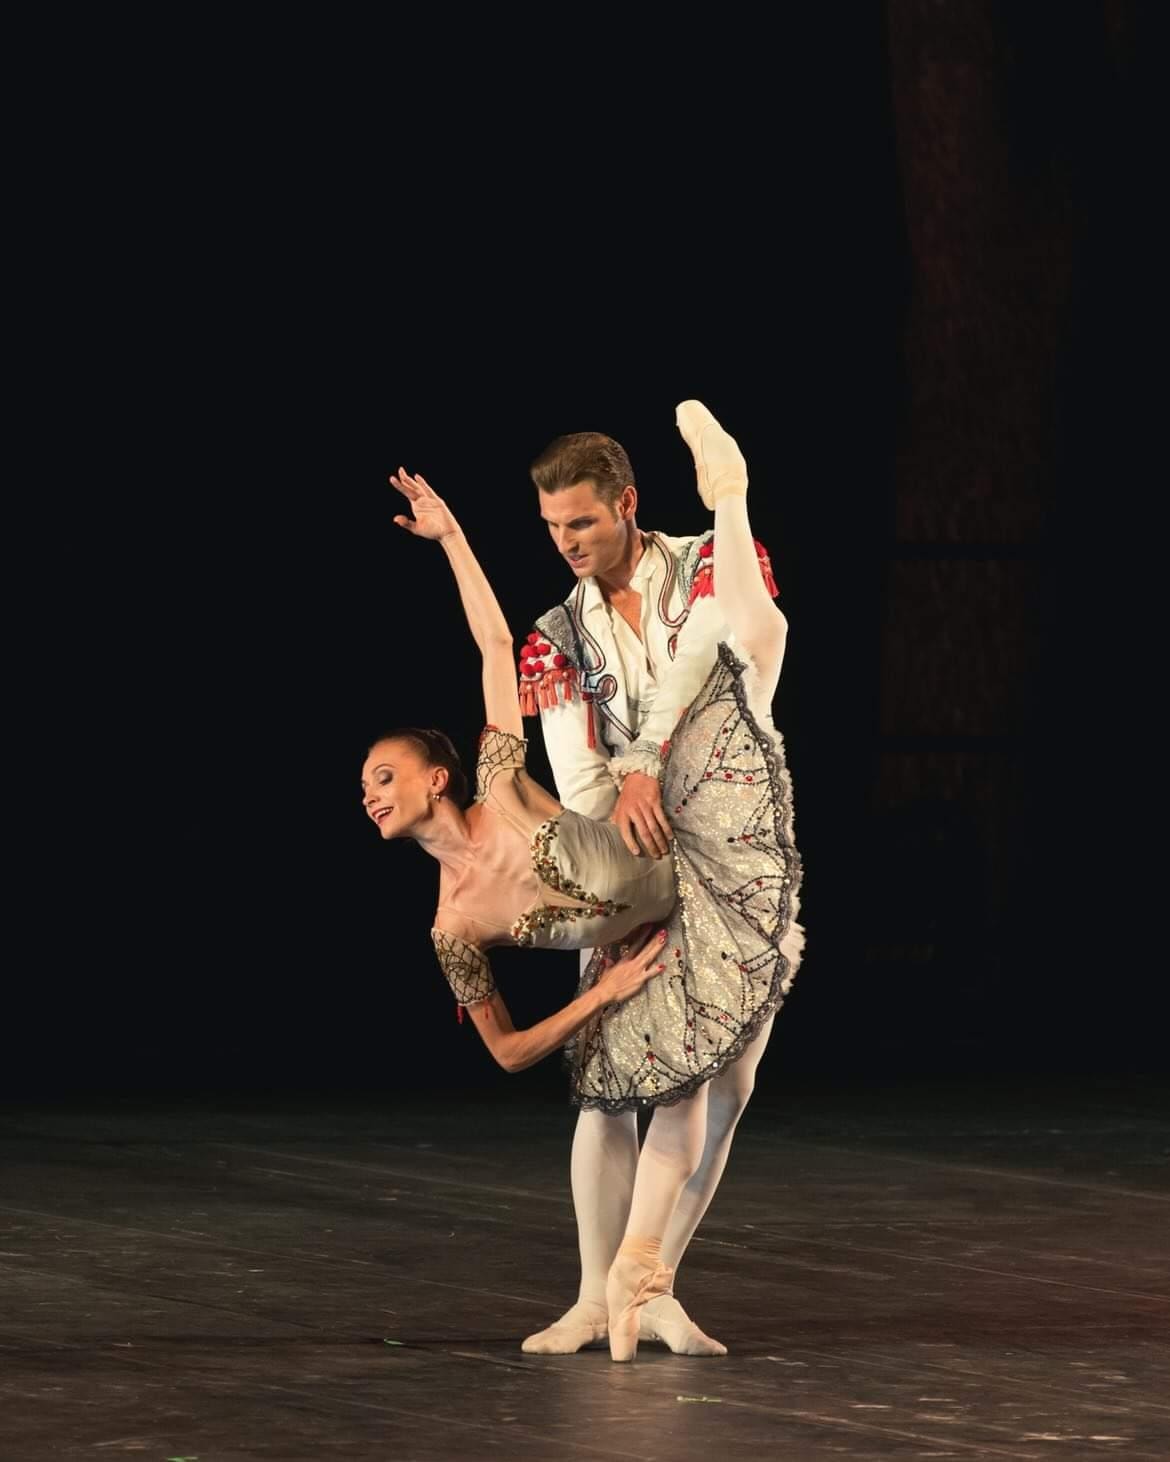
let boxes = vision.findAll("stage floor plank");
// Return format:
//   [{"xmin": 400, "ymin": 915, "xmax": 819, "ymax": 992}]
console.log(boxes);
[{"xmin": 1, "ymin": 1079, "xmax": 1167, "ymax": 1460}]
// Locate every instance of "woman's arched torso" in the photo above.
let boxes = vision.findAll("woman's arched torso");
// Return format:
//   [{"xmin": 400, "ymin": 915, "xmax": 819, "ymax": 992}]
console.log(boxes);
[{"xmin": 434, "ymin": 728, "xmax": 675, "ymax": 953}]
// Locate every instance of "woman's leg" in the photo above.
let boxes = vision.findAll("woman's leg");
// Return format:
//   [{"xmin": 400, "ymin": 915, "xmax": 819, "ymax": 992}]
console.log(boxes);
[
  {"xmin": 676, "ymin": 400, "xmax": 788, "ymax": 704},
  {"xmin": 631, "ymin": 1016, "xmax": 776, "ymax": 1355},
  {"xmin": 660, "ymin": 1013, "xmax": 775, "ymax": 1276},
  {"xmin": 604, "ymin": 1085, "xmax": 711, "ymax": 1360},
  {"xmin": 522, "ymin": 1106, "xmax": 639, "ymax": 1354},
  {"xmin": 625, "ymin": 403, "xmax": 787, "ymax": 1355}
]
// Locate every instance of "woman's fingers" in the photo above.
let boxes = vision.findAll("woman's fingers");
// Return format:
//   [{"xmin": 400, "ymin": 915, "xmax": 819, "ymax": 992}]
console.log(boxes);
[
  {"xmin": 403, "ymin": 468, "xmax": 438, "ymax": 500},
  {"xmin": 389, "ymin": 473, "xmax": 419, "ymax": 500},
  {"xmin": 393, "ymin": 514, "xmax": 417, "ymax": 533},
  {"xmin": 638, "ymin": 930, "xmax": 668, "ymax": 966},
  {"xmin": 614, "ymin": 926, "xmax": 656, "ymax": 965}
]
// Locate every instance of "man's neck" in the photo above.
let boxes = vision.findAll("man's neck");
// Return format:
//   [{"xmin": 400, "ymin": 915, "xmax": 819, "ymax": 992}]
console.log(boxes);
[{"xmin": 595, "ymin": 525, "xmax": 647, "ymax": 600}]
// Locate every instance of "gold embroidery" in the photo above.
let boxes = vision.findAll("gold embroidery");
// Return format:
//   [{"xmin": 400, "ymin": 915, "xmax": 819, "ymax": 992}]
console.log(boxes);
[{"xmin": 510, "ymin": 818, "xmax": 630, "ymax": 946}]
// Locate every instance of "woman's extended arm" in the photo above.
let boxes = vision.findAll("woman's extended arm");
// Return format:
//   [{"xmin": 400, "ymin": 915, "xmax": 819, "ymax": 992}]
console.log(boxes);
[
  {"xmin": 391, "ymin": 469, "xmax": 523, "ymax": 738},
  {"xmin": 467, "ymin": 929, "xmax": 668, "ymax": 1073}
]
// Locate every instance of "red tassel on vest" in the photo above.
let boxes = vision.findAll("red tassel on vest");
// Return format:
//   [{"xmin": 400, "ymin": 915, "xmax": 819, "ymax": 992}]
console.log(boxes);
[
  {"xmin": 687, "ymin": 538, "xmax": 779, "ymax": 605},
  {"xmin": 582, "ymin": 692, "xmax": 597, "ymax": 749},
  {"xmin": 518, "ymin": 644, "xmax": 581, "ymax": 718}
]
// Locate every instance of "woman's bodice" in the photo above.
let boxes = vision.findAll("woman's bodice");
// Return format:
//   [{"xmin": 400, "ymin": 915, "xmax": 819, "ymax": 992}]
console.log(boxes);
[{"xmin": 434, "ymin": 727, "xmax": 675, "ymax": 961}]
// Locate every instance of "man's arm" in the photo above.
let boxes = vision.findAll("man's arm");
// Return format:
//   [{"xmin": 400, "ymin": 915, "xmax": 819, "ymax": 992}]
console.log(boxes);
[
  {"xmin": 609, "ymin": 595, "xmax": 729, "ymax": 856},
  {"xmin": 538, "ymin": 690, "xmax": 619, "ymax": 819}
]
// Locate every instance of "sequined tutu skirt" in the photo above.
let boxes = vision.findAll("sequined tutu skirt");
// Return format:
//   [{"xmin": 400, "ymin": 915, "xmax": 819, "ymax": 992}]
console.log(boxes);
[{"xmin": 564, "ymin": 644, "xmax": 805, "ymax": 1113}]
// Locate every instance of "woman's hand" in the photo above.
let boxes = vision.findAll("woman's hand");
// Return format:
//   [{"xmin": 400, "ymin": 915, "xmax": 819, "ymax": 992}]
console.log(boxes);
[
  {"xmin": 596, "ymin": 928, "xmax": 668, "ymax": 1006},
  {"xmin": 390, "ymin": 468, "xmax": 462, "ymax": 542}
]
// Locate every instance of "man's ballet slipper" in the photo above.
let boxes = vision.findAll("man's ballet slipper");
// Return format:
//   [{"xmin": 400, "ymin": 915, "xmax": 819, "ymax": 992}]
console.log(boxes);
[
  {"xmin": 675, "ymin": 399, "xmax": 748, "ymax": 506},
  {"xmin": 640, "ymin": 1294, "xmax": 728, "ymax": 1357},
  {"xmin": 521, "ymin": 1300, "xmax": 607, "ymax": 1354},
  {"xmin": 606, "ymin": 1241, "xmax": 674, "ymax": 1363}
]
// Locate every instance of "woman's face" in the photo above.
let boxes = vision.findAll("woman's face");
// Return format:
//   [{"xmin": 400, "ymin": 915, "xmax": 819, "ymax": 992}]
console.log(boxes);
[{"xmin": 361, "ymin": 739, "xmax": 443, "ymax": 840}]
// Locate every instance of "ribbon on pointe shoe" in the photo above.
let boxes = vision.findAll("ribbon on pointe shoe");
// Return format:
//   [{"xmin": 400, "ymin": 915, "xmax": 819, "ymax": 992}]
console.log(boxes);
[
  {"xmin": 609, "ymin": 1262, "xmax": 674, "ymax": 1362},
  {"xmin": 675, "ymin": 399, "xmax": 748, "ymax": 506}
]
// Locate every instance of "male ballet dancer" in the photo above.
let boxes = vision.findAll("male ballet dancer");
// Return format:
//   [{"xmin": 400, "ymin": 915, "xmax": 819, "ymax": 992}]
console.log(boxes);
[{"xmin": 518, "ymin": 403, "xmax": 783, "ymax": 1357}]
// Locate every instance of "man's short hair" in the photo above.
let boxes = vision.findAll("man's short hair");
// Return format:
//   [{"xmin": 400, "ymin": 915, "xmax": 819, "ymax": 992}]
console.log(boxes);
[{"xmin": 529, "ymin": 432, "xmax": 634, "ymax": 509}]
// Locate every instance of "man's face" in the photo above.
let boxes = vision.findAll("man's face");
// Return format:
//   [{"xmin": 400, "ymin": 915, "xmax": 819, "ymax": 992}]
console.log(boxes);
[{"xmin": 538, "ymin": 480, "xmax": 634, "ymax": 579}]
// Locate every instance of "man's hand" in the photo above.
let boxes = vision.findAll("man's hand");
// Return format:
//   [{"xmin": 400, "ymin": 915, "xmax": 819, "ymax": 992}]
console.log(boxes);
[{"xmin": 611, "ymin": 771, "xmax": 673, "ymax": 858}]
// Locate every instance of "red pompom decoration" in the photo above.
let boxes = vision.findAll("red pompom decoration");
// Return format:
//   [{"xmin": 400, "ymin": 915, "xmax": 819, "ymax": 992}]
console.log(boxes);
[
  {"xmin": 553, "ymin": 653, "xmax": 567, "ymax": 668},
  {"xmin": 698, "ymin": 541, "xmax": 714, "ymax": 558},
  {"xmin": 526, "ymin": 632, "xmax": 540, "ymax": 645},
  {"xmin": 531, "ymin": 660, "xmax": 545, "ymax": 675},
  {"xmin": 537, "ymin": 643, "xmax": 551, "ymax": 655}
]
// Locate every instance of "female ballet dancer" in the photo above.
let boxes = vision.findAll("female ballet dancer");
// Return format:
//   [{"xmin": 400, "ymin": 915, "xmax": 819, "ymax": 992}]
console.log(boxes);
[{"xmin": 362, "ymin": 402, "xmax": 804, "ymax": 1359}]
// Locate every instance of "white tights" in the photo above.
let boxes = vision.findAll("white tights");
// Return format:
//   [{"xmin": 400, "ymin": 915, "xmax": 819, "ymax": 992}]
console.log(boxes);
[{"xmin": 572, "ymin": 1013, "xmax": 775, "ymax": 1307}]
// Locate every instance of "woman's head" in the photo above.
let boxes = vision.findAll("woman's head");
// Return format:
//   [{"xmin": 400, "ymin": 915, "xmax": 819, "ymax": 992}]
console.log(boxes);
[{"xmin": 360, "ymin": 728, "xmax": 469, "ymax": 840}]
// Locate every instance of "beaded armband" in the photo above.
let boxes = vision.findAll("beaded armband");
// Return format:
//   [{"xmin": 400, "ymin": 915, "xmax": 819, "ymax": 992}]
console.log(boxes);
[
  {"xmin": 475, "ymin": 725, "xmax": 527, "ymax": 800},
  {"xmin": 431, "ymin": 930, "xmax": 496, "ymax": 1007}
]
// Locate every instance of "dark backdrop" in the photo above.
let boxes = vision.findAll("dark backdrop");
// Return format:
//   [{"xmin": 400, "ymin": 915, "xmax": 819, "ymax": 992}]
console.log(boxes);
[{"xmin": 14, "ymin": 3, "xmax": 1161, "ymax": 1101}]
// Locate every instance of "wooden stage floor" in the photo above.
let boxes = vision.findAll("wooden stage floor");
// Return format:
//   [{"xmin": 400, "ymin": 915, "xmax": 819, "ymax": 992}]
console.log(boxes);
[{"xmin": 1, "ymin": 1076, "xmax": 1167, "ymax": 1460}]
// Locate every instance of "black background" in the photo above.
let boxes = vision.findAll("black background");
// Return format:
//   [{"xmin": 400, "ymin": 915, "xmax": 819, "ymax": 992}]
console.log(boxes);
[{"xmin": 14, "ymin": 6, "xmax": 1162, "ymax": 1103}]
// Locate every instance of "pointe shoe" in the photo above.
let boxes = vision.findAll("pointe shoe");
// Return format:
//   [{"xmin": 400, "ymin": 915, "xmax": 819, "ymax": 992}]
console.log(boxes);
[
  {"xmin": 639, "ymin": 1295, "xmax": 729, "ymax": 1357},
  {"xmin": 675, "ymin": 399, "xmax": 748, "ymax": 508},
  {"xmin": 606, "ymin": 1252, "xmax": 674, "ymax": 1363},
  {"xmin": 521, "ymin": 1301, "xmax": 607, "ymax": 1354}
]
